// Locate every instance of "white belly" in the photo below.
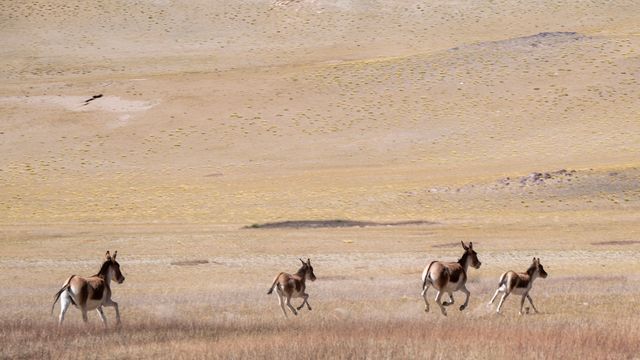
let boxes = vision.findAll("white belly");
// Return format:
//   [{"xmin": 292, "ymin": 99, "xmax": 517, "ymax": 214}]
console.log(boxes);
[
  {"xmin": 442, "ymin": 279, "xmax": 463, "ymax": 292},
  {"xmin": 85, "ymin": 299, "xmax": 104, "ymax": 310},
  {"xmin": 511, "ymin": 287, "xmax": 530, "ymax": 295}
]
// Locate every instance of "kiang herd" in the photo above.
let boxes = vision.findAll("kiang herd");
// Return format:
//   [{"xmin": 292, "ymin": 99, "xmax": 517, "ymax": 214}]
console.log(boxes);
[{"xmin": 51, "ymin": 242, "xmax": 548, "ymax": 327}]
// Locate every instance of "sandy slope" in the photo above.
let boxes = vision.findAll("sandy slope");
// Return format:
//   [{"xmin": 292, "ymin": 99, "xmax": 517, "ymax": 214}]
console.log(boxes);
[{"xmin": 1, "ymin": 25, "xmax": 639, "ymax": 223}]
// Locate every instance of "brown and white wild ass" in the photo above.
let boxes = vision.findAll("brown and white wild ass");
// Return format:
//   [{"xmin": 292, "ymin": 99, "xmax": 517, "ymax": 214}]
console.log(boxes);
[
  {"xmin": 51, "ymin": 251, "xmax": 125, "ymax": 327},
  {"xmin": 488, "ymin": 257, "xmax": 547, "ymax": 315},
  {"xmin": 421, "ymin": 241, "xmax": 482, "ymax": 316},
  {"xmin": 267, "ymin": 258, "xmax": 316, "ymax": 318}
]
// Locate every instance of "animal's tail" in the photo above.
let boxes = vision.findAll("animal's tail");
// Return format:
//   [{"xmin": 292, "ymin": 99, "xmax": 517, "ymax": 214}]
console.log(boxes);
[
  {"xmin": 497, "ymin": 272, "xmax": 508, "ymax": 287},
  {"xmin": 51, "ymin": 275, "xmax": 74, "ymax": 315},
  {"xmin": 422, "ymin": 261, "xmax": 436, "ymax": 292},
  {"xmin": 267, "ymin": 273, "xmax": 283, "ymax": 295}
]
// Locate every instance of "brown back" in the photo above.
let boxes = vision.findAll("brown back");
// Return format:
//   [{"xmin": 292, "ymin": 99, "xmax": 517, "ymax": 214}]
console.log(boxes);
[
  {"xmin": 427, "ymin": 241, "xmax": 481, "ymax": 289},
  {"xmin": 277, "ymin": 258, "xmax": 316, "ymax": 295}
]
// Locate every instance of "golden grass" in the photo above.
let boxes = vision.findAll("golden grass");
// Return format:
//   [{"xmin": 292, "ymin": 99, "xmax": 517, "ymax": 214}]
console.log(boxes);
[
  {"xmin": 2, "ymin": 224, "xmax": 640, "ymax": 359},
  {"xmin": 3, "ymin": 300, "xmax": 639, "ymax": 359}
]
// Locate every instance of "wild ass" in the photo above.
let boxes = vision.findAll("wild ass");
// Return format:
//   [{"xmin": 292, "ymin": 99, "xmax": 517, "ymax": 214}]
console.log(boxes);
[
  {"xmin": 421, "ymin": 241, "xmax": 482, "ymax": 316},
  {"xmin": 267, "ymin": 258, "xmax": 316, "ymax": 318},
  {"xmin": 51, "ymin": 251, "xmax": 125, "ymax": 327},
  {"xmin": 488, "ymin": 257, "xmax": 548, "ymax": 315}
]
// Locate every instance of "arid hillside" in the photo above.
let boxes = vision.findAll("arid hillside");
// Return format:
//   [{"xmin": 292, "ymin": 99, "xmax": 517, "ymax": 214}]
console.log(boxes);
[{"xmin": 1, "ymin": 4, "xmax": 639, "ymax": 223}]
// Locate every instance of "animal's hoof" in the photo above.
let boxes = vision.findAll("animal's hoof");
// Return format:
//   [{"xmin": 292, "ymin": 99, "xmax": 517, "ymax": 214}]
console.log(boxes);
[
  {"xmin": 424, "ymin": 308, "xmax": 429, "ymax": 313},
  {"xmin": 459, "ymin": 305, "xmax": 466, "ymax": 311},
  {"xmin": 308, "ymin": 307, "xmax": 312, "ymax": 311}
]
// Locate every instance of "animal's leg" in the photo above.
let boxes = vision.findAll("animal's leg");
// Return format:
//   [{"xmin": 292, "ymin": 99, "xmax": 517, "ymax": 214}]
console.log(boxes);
[
  {"xmin": 421, "ymin": 284, "xmax": 430, "ymax": 312},
  {"xmin": 58, "ymin": 292, "xmax": 71, "ymax": 326},
  {"xmin": 96, "ymin": 306, "xmax": 107, "ymax": 327},
  {"xmin": 488, "ymin": 286, "xmax": 502, "ymax": 307},
  {"xmin": 285, "ymin": 296, "xmax": 298, "ymax": 316},
  {"xmin": 104, "ymin": 298, "xmax": 121, "ymax": 326},
  {"xmin": 527, "ymin": 294, "xmax": 539, "ymax": 313},
  {"xmin": 297, "ymin": 293, "xmax": 311, "ymax": 311},
  {"xmin": 435, "ymin": 290, "xmax": 447, "ymax": 316},
  {"xmin": 519, "ymin": 295, "xmax": 527, "ymax": 315},
  {"xmin": 459, "ymin": 285, "xmax": 470, "ymax": 311},
  {"xmin": 81, "ymin": 308, "xmax": 88, "ymax": 323},
  {"xmin": 443, "ymin": 292, "xmax": 454, "ymax": 306},
  {"xmin": 276, "ymin": 289, "xmax": 287, "ymax": 318},
  {"xmin": 496, "ymin": 292, "xmax": 509, "ymax": 314},
  {"xmin": 113, "ymin": 302, "xmax": 121, "ymax": 325}
]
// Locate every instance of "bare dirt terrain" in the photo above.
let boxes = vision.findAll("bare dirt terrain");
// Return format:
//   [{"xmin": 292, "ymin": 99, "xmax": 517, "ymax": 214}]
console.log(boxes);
[{"xmin": 1, "ymin": 0, "xmax": 639, "ymax": 358}]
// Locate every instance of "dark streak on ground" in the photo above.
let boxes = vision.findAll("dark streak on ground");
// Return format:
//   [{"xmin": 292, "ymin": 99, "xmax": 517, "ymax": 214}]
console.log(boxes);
[
  {"xmin": 170, "ymin": 259, "xmax": 209, "ymax": 266},
  {"xmin": 591, "ymin": 240, "xmax": 640, "ymax": 246},
  {"xmin": 431, "ymin": 242, "xmax": 461, "ymax": 248},
  {"xmin": 244, "ymin": 219, "xmax": 436, "ymax": 229}
]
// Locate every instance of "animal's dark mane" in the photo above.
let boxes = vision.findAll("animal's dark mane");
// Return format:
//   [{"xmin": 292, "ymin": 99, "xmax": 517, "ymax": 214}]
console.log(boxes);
[
  {"xmin": 295, "ymin": 264, "xmax": 308, "ymax": 278},
  {"xmin": 457, "ymin": 251, "xmax": 469, "ymax": 266},
  {"xmin": 94, "ymin": 260, "xmax": 112, "ymax": 278}
]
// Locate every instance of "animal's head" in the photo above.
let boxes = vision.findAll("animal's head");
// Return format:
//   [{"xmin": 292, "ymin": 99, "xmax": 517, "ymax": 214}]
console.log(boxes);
[
  {"xmin": 104, "ymin": 250, "xmax": 125, "ymax": 284},
  {"xmin": 461, "ymin": 241, "xmax": 481, "ymax": 269},
  {"xmin": 299, "ymin": 258, "xmax": 316, "ymax": 281},
  {"xmin": 531, "ymin": 257, "xmax": 547, "ymax": 279}
]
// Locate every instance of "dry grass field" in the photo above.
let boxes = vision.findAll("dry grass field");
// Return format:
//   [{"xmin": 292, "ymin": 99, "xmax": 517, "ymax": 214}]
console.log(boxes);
[
  {"xmin": 2, "ymin": 224, "xmax": 640, "ymax": 358},
  {"xmin": 1, "ymin": 0, "xmax": 640, "ymax": 359}
]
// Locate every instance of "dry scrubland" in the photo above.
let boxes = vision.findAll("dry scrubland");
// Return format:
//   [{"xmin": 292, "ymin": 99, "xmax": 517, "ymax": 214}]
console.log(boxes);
[{"xmin": 1, "ymin": 0, "xmax": 640, "ymax": 358}]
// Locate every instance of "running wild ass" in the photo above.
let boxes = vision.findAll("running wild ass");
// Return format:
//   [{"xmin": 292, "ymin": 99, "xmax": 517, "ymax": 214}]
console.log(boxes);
[
  {"xmin": 421, "ymin": 241, "xmax": 481, "ymax": 316},
  {"xmin": 488, "ymin": 257, "xmax": 548, "ymax": 315},
  {"xmin": 267, "ymin": 258, "xmax": 316, "ymax": 318},
  {"xmin": 51, "ymin": 251, "xmax": 125, "ymax": 327}
]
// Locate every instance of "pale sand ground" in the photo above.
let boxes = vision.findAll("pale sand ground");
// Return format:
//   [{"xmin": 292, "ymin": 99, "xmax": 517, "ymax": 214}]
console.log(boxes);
[{"xmin": 1, "ymin": 0, "xmax": 640, "ymax": 358}]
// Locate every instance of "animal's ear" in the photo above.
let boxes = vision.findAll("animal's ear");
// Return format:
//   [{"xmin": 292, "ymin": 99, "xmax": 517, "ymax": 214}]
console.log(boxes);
[
  {"xmin": 469, "ymin": 242, "xmax": 473, "ymax": 249},
  {"xmin": 461, "ymin": 241, "xmax": 468, "ymax": 250},
  {"xmin": 299, "ymin": 258, "xmax": 306, "ymax": 265},
  {"xmin": 307, "ymin": 258, "xmax": 311, "ymax": 265},
  {"xmin": 532, "ymin": 257, "xmax": 537, "ymax": 264},
  {"xmin": 113, "ymin": 251, "xmax": 117, "ymax": 260},
  {"xmin": 105, "ymin": 251, "xmax": 112, "ymax": 260}
]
